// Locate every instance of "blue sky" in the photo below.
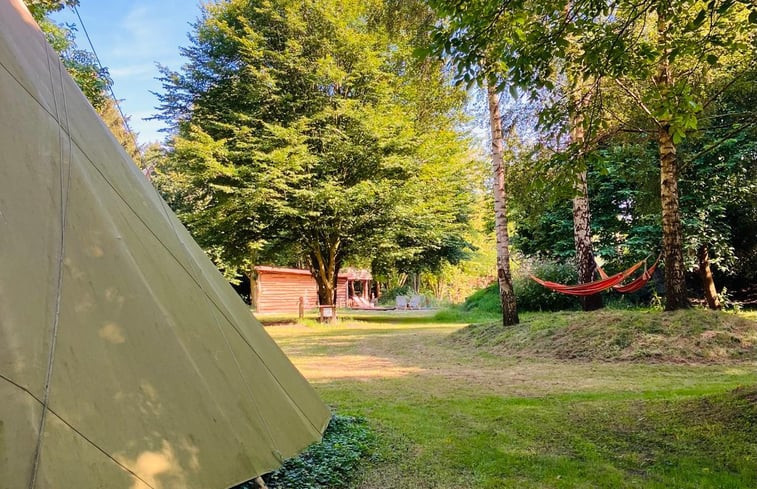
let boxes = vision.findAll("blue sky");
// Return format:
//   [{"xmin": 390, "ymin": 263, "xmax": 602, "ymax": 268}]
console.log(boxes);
[{"xmin": 53, "ymin": 1, "xmax": 204, "ymax": 144}]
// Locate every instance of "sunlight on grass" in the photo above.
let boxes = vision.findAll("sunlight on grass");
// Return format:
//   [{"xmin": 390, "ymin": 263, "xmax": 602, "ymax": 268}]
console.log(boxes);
[
  {"xmin": 266, "ymin": 310, "xmax": 757, "ymax": 488},
  {"xmin": 294, "ymin": 354, "xmax": 426, "ymax": 382}
]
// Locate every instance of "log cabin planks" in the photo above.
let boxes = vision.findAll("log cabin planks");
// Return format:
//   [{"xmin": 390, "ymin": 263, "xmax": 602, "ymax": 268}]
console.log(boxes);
[{"xmin": 253, "ymin": 266, "xmax": 365, "ymax": 313}]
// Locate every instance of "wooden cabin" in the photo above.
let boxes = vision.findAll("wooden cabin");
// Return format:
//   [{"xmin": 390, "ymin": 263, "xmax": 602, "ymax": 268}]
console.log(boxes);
[{"xmin": 253, "ymin": 266, "xmax": 373, "ymax": 313}]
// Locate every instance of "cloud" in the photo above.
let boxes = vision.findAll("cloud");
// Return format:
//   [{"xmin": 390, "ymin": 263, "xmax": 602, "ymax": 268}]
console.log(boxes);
[
  {"xmin": 109, "ymin": 63, "xmax": 155, "ymax": 79},
  {"xmin": 108, "ymin": 4, "xmax": 184, "ymax": 63}
]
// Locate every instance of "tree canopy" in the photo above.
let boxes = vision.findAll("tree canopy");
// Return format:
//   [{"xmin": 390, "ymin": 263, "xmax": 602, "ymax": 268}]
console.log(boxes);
[
  {"xmin": 154, "ymin": 0, "xmax": 476, "ymax": 304},
  {"xmin": 430, "ymin": 0, "xmax": 757, "ymax": 310}
]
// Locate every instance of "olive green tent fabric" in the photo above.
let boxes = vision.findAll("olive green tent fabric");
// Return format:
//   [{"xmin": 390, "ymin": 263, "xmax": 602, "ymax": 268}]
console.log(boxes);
[{"xmin": 0, "ymin": 1, "xmax": 330, "ymax": 488}]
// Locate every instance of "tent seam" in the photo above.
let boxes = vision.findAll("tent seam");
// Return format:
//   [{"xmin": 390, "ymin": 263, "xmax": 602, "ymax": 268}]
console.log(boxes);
[
  {"xmin": 153, "ymin": 197, "xmax": 285, "ymax": 457},
  {"xmin": 0, "ymin": 374, "xmax": 156, "ymax": 488},
  {"xmin": 0, "ymin": 44, "xmax": 325, "ymax": 438},
  {"xmin": 27, "ymin": 38, "xmax": 70, "ymax": 489}
]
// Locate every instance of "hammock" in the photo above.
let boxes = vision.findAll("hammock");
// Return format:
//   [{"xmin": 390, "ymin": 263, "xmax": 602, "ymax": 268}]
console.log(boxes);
[
  {"xmin": 529, "ymin": 260, "xmax": 645, "ymax": 296},
  {"xmin": 597, "ymin": 256, "xmax": 660, "ymax": 294}
]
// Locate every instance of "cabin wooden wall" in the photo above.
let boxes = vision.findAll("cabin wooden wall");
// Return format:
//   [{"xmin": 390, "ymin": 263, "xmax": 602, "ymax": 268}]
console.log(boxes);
[
  {"xmin": 256, "ymin": 271, "xmax": 318, "ymax": 313},
  {"xmin": 336, "ymin": 277, "xmax": 348, "ymax": 307},
  {"xmin": 256, "ymin": 271, "xmax": 350, "ymax": 313}
]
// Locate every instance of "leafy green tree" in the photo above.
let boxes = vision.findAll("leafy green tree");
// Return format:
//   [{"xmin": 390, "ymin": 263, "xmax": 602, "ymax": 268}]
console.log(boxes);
[
  {"xmin": 26, "ymin": 0, "xmax": 111, "ymax": 110},
  {"xmin": 430, "ymin": 0, "xmax": 756, "ymax": 310},
  {"xmin": 155, "ymin": 0, "xmax": 474, "ymax": 306},
  {"xmin": 511, "ymin": 68, "xmax": 757, "ymax": 308}
]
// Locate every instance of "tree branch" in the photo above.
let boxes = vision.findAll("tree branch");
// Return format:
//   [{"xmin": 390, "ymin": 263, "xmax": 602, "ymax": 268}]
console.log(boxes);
[{"xmin": 614, "ymin": 78, "xmax": 660, "ymax": 127}]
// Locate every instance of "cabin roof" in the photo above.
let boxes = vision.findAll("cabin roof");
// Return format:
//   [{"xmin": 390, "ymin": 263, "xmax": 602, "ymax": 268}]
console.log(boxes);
[{"xmin": 254, "ymin": 265, "xmax": 372, "ymax": 280}]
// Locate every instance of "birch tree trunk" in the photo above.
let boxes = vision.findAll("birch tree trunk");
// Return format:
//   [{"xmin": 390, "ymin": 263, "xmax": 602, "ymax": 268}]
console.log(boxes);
[
  {"xmin": 656, "ymin": 8, "xmax": 689, "ymax": 310},
  {"xmin": 572, "ymin": 172, "xmax": 601, "ymax": 310},
  {"xmin": 487, "ymin": 84, "xmax": 519, "ymax": 326},
  {"xmin": 570, "ymin": 96, "xmax": 601, "ymax": 310}
]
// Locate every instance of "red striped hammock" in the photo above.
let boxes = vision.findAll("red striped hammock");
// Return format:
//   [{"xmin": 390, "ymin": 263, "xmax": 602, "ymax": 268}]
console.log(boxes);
[
  {"xmin": 597, "ymin": 257, "xmax": 660, "ymax": 294},
  {"xmin": 529, "ymin": 259, "xmax": 648, "ymax": 296}
]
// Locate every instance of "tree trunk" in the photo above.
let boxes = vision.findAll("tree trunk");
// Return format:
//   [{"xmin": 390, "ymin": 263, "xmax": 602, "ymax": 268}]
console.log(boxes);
[
  {"xmin": 316, "ymin": 279, "xmax": 336, "ymax": 306},
  {"xmin": 655, "ymin": 8, "xmax": 689, "ymax": 311},
  {"xmin": 572, "ymin": 172, "xmax": 602, "ymax": 311},
  {"xmin": 246, "ymin": 267, "xmax": 259, "ymax": 311},
  {"xmin": 568, "ymin": 75, "xmax": 602, "ymax": 311},
  {"xmin": 487, "ymin": 83, "xmax": 519, "ymax": 326},
  {"xmin": 658, "ymin": 126, "xmax": 688, "ymax": 310},
  {"xmin": 697, "ymin": 244, "xmax": 721, "ymax": 310},
  {"xmin": 563, "ymin": 0, "xmax": 602, "ymax": 311},
  {"xmin": 308, "ymin": 238, "xmax": 340, "ymax": 308}
]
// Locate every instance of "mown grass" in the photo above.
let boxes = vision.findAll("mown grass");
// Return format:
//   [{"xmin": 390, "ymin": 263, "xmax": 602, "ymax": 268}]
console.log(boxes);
[
  {"xmin": 265, "ymin": 310, "xmax": 757, "ymax": 488},
  {"xmin": 450, "ymin": 309, "xmax": 757, "ymax": 362}
]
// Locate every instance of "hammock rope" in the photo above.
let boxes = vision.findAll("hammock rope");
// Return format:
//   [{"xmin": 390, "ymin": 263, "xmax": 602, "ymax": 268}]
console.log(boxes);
[{"xmin": 597, "ymin": 255, "xmax": 661, "ymax": 294}]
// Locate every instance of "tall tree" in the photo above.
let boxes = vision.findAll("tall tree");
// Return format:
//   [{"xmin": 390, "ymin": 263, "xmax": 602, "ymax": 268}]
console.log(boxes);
[
  {"xmin": 155, "ymin": 0, "xmax": 473, "ymax": 306},
  {"xmin": 511, "ymin": 70, "xmax": 757, "ymax": 308},
  {"xmin": 568, "ymin": 86, "xmax": 602, "ymax": 310},
  {"xmin": 26, "ymin": 0, "xmax": 142, "ymax": 160},
  {"xmin": 430, "ymin": 0, "xmax": 757, "ymax": 310},
  {"xmin": 487, "ymin": 84, "xmax": 519, "ymax": 325}
]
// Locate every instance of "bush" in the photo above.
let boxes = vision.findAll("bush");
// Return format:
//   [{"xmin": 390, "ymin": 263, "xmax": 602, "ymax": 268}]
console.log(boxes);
[
  {"xmin": 235, "ymin": 414, "xmax": 375, "ymax": 489},
  {"xmin": 512, "ymin": 261, "xmax": 579, "ymax": 312},
  {"xmin": 463, "ymin": 261, "xmax": 580, "ymax": 313}
]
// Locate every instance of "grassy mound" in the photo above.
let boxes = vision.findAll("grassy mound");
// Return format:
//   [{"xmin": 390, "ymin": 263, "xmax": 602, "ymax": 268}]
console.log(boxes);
[{"xmin": 449, "ymin": 309, "xmax": 757, "ymax": 362}]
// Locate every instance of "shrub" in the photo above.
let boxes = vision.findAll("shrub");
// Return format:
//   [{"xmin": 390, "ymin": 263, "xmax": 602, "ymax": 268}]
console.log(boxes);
[
  {"xmin": 235, "ymin": 414, "xmax": 375, "ymax": 489},
  {"xmin": 462, "ymin": 261, "xmax": 580, "ymax": 313},
  {"xmin": 512, "ymin": 261, "xmax": 579, "ymax": 312},
  {"xmin": 463, "ymin": 283, "xmax": 502, "ymax": 314}
]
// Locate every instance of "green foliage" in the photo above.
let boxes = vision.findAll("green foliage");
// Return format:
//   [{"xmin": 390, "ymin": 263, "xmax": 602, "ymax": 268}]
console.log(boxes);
[
  {"xmin": 462, "ymin": 283, "xmax": 502, "ymax": 314},
  {"xmin": 235, "ymin": 414, "xmax": 375, "ymax": 489},
  {"xmin": 512, "ymin": 261, "xmax": 581, "ymax": 312},
  {"xmin": 414, "ymin": 191, "xmax": 498, "ymax": 305},
  {"xmin": 25, "ymin": 0, "xmax": 77, "ymax": 19},
  {"xmin": 461, "ymin": 261, "xmax": 579, "ymax": 314},
  {"xmin": 377, "ymin": 285, "xmax": 413, "ymax": 305},
  {"xmin": 25, "ymin": 0, "xmax": 111, "ymax": 110},
  {"xmin": 155, "ymin": 0, "xmax": 475, "ymax": 292},
  {"xmin": 508, "ymin": 59, "xmax": 757, "ymax": 292},
  {"xmin": 429, "ymin": 0, "xmax": 757, "ymax": 309}
]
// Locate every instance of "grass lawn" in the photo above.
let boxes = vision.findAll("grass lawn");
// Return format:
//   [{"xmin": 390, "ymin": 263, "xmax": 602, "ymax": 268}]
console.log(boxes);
[{"xmin": 265, "ymin": 310, "xmax": 757, "ymax": 488}]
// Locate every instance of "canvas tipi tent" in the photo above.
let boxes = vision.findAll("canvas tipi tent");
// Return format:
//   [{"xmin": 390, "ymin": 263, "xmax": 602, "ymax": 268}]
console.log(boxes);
[{"xmin": 0, "ymin": 1, "xmax": 330, "ymax": 487}]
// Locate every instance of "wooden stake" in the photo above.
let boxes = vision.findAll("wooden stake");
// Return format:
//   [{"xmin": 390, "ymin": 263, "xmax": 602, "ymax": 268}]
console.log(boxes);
[{"xmin": 254, "ymin": 476, "xmax": 269, "ymax": 489}]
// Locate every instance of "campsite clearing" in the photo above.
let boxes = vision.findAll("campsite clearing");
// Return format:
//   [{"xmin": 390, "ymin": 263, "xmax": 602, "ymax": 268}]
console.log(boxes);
[{"xmin": 266, "ymin": 310, "xmax": 757, "ymax": 489}]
